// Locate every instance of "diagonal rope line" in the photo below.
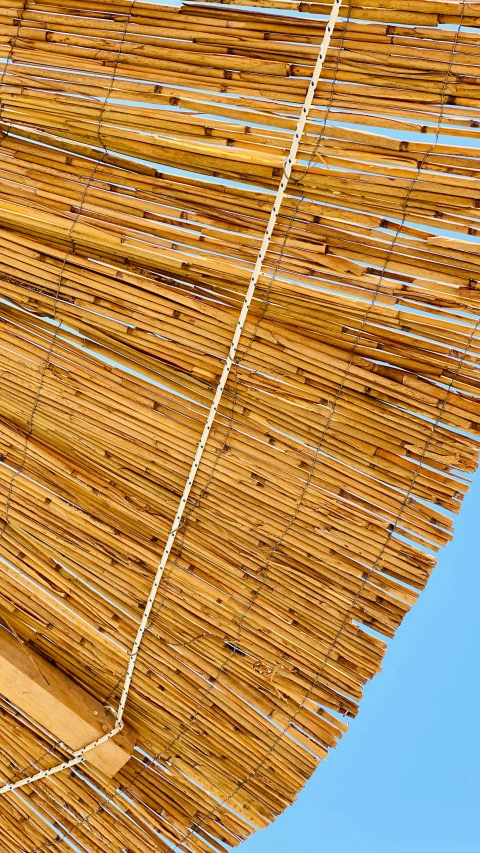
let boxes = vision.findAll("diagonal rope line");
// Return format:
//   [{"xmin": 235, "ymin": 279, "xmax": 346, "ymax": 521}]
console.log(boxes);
[
  {"xmin": 128, "ymin": 0, "xmax": 356, "ymax": 761},
  {"xmin": 112, "ymin": 0, "xmax": 344, "ymax": 730},
  {"xmin": 0, "ymin": 0, "xmax": 344, "ymax": 805},
  {"xmin": 142, "ymin": 0, "xmax": 354, "ymax": 649}
]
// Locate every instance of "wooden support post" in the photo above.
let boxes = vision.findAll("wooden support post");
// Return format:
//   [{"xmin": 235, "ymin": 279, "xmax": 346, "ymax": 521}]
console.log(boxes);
[{"xmin": 0, "ymin": 628, "xmax": 136, "ymax": 777}]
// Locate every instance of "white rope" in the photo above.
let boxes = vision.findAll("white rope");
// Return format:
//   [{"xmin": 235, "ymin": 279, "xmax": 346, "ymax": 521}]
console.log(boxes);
[
  {"xmin": 0, "ymin": 0, "xmax": 342, "ymax": 795},
  {"xmin": 0, "ymin": 723, "xmax": 123, "ymax": 794}
]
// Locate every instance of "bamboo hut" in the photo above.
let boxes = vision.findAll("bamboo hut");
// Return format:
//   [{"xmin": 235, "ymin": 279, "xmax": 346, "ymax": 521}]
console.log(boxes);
[{"xmin": 0, "ymin": 0, "xmax": 478, "ymax": 849}]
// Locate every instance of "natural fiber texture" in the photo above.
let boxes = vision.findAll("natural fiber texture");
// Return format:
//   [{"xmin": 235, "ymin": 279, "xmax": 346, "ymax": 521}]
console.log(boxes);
[{"xmin": 0, "ymin": 0, "xmax": 479, "ymax": 850}]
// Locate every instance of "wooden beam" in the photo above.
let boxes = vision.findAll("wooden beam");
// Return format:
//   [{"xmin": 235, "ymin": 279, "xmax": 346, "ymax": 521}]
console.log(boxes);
[{"xmin": 0, "ymin": 627, "xmax": 136, "ymax": 777}]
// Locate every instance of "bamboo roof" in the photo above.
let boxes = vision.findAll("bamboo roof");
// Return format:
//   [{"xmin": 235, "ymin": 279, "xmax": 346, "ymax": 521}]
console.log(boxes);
[{"xmin": 0, "ymin": 0, "xmax": 479, "ymax": 849}]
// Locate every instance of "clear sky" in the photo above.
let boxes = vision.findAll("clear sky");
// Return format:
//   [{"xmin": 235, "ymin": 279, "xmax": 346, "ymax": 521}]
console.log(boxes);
[{"xmin": 241, "ymin": 471, "xmax": 480, "ymax": 853}]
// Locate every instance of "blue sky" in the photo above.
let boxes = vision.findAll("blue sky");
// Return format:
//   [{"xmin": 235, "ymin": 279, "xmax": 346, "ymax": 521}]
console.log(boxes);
[{"xmin": 242, "ymin": 471, "xmax": 480, "ymax": 853}]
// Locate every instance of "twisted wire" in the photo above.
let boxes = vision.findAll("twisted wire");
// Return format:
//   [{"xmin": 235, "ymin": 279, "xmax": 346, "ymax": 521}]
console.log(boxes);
[{"xmin": 0, "ymin": 0, "xmax": 137, "ymax": 790}]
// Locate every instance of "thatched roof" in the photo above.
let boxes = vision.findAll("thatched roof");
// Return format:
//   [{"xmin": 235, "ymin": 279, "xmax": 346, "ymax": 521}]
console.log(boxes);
[{"xmin": 0, "ymin": 0, "xmax": 479, "ymax": 850}]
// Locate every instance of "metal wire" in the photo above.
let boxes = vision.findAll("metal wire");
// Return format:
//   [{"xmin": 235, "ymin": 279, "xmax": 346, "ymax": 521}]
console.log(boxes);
[
  {"xmin": 0, "ymin": 0, "xmax": 28, "ymax": 119},
  {"xmin": 80, "ymin": 4, "xmax": 475, "ymax": 853},
  {"xmin": 158, "ymin": 5, "xmax": 472, "ymax": 852},
  {"xmin": 0, "ymin": 0, "xmax": 137, "ymax": 796}
]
